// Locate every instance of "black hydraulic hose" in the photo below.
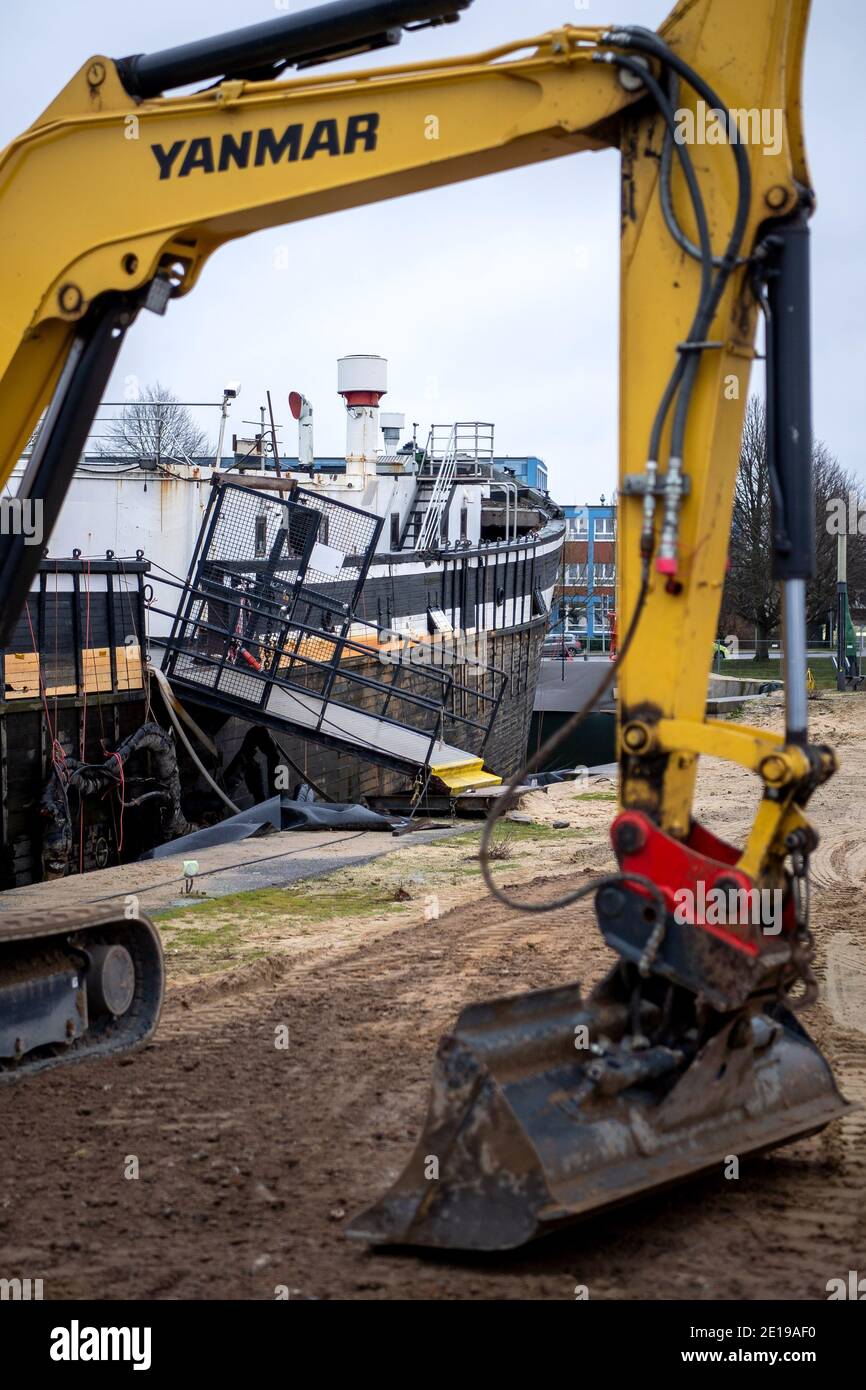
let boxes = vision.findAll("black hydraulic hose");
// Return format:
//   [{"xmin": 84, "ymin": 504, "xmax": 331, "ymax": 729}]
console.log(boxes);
[
  {"xmin": 600, "ymin": 52, "xmax": 714, "ymax": 306},
  {"xmin": 478, "ymin": 30, "xmax": 754, "ymax": 915},
  {"xmin": 0, "ymin": 295, "xmax": 135, "ymax": 649},
  {"xmin": 603, "ymin": 27, "xmax": 753, "ymax": 462},
  {"xmin": 40, "ymin": 723, "xmax": 192, "ymax": 876},
  {"xmin": 659, "ymin": 73, "xmax": 737, "ymax": 270},
  {"xmin": 478, "ymin": 570, "xmax": 650, "ymax": 914},
  {"xmin": 594, "ymin": 51, "xmax": 714, "ymax": 466}
]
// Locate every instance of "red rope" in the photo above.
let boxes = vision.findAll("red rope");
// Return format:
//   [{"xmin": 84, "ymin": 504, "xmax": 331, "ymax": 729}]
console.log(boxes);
[
  {"xmin": 79, "ymin": 560, "xmax": 93, "ymax": 872},
  {"xmin": 110, "ymin": 751, "xmax": 125, "ymax": 854},
  {"xmin": 23, "ymin": 599, "xmax": 68, "ymax": 779},
  {"xmin": 23, "ymin": 600, "xmax": 55, "ymax": 743},
  {"xmin": 52, "ymin": 560, "xmax": 60, "ymax": 735}
]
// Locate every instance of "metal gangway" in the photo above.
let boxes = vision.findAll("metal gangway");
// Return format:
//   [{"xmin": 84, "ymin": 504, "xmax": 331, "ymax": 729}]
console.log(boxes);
[{"xmin": 155, "ymin": 478, "xmax": 506, "ymax": 791}]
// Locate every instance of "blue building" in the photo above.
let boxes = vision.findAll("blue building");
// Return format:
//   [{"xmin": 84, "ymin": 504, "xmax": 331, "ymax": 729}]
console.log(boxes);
[
  {"xmin": 490, "ymin": 455, "xmax": 549, "ymax": 492},
  {"xmin": 550, "ymin": 501, "xmax": 616, "ymax": 647}
]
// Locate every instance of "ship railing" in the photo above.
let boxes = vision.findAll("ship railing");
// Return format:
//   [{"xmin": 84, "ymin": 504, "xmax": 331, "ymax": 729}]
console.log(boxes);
[
  {"xmin": 453, "ymin": 421, "xmax": 495, "ymax": 472},
  {"xmin": 419, "ymin": 422, "xmax": 495, "ymax": 478},
  {"xmin": 415, "ymin": 425, "xmax": 457, "ymax": 552},
  {"xmin": 152, "ymin": 571, "xmax": 507, "ymax": 769}
]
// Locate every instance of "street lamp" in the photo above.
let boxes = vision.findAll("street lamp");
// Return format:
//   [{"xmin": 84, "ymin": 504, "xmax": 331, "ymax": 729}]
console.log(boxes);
[{"xmin": 215, "ymin": 381, "xmax": 242, "ymax": 468}]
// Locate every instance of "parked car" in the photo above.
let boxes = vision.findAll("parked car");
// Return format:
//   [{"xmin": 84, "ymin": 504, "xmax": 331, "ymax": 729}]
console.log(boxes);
[{"xmin": 542, "ymin": 632, "xmax": 582, "ymax": 660}]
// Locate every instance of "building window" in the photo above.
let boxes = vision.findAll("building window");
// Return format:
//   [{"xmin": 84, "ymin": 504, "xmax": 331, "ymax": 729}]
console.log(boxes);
[
  {"xmin": 567, "ymin": 511, "xmax": 589, "ymax": 538},
  {"xmin": 594, "ymin": 515, "xmax": 616, "ymax": 538},
  {"xmin": 594, "ymin": 603, "xmax": 611, "ymax": 632},
  {"xmin": 593, "ymin": 563, "xmax": 615, "ymax": 584},
  {"xmin": 390, "ymin": 512, "xmax": 400, "ymax": 549},
  {"xmin": 564, "ymin": 563, "xmax": 588, "ymax": 584}
]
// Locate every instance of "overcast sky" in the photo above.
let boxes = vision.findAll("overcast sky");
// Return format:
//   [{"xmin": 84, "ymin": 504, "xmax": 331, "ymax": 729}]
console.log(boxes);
[{"xmin": 4, "ymin": 0, "xmax": 862, "ymax": 499}]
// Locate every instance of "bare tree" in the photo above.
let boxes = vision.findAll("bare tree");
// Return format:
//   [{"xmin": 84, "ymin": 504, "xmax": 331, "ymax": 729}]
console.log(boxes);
[
  {"xmin": 810, "ymin": 441, "xmax": 866, "ymax": 624},
  {"xmin": 723, "ymin": 396, "xmax": 777, "ymax": 656},
  {"xmin": 722, "ymin": 395, "xmax": 866, "ymax": 655},
  {"xmin": 99, "ymin": 383, "xmax": 209, "ymax": 466}
]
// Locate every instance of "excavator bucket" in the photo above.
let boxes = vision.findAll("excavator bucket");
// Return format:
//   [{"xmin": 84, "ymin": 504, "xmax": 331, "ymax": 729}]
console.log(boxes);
[{"xmin": 347, "ymin": 966, "xmax": 849, "ymax": 1251}]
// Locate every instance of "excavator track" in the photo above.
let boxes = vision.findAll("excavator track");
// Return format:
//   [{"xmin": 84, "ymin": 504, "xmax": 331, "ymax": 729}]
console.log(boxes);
[{"xmin": 0, "ymin": 906, "xmax": 164, "ymax": 1082}]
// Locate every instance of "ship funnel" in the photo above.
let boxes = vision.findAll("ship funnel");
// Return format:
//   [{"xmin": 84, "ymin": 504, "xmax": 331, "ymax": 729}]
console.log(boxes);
[
  {"xmin": 289, "ymin": 390, "xmax": 314, "ymax": 472},
  {"xmin": 338, "ymin": 354, "xmax": 387, "ymax": 479}
]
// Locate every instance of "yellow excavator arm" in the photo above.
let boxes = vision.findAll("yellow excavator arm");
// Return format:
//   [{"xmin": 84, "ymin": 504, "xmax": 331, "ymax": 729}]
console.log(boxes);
[
  {"xmin": 0, "ymin": 0, "xmax": 819, "ymax": 863},
  {"xmin": 0, "ymin": 0, "xmax": 847, "ymax": 1248}
]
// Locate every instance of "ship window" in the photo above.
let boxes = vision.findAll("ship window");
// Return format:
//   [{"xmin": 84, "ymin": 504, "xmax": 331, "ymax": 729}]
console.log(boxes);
[
  {"xmin": 390, "ymin": 512, "xmax": 400, "ymax": 549},
  {"xmin": 440, "ymin": 505, "xmax": 449, "ymax": 542},
  {"xmin": 460, "ymin": 506, "xmax": 468, "ymax": 540},
  {"xmin": 254, "ymin": 515, "xmax": 267, "ymax": 558}
]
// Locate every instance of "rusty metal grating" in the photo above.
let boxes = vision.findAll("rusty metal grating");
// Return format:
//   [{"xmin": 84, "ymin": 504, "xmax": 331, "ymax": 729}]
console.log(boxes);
[{"xmin": 159, "ymin": 478, "xmax": 506, "ymax": 775}]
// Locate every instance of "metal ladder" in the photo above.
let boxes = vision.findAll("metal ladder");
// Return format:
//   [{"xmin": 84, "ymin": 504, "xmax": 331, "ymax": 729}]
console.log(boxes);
[{"xmin": 414, "ymin": 425, "xmax": 456, "ymax": 551}]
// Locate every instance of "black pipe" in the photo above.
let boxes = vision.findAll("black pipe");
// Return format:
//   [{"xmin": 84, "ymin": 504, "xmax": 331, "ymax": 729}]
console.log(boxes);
[
  {"xmin": 763, "ymin": 213, "xmax": 814, "ymax": 582},
  {"xmin": 0, "ymin": 294, "xmax": 136, "ymax": 649},
  {"xmin": 117, "ymin": 0, "xmax": 472, "ymax": 99}
]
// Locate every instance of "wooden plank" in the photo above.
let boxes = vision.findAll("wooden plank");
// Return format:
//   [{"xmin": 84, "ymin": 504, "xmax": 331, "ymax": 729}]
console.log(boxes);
[
  {"xmin": 114, "ymin": 644, "xmax": 143, "ymax": 691},
  {"xmin": 4, "ymin": 652, "xmax": 40, "ymax": 700},
  {"xmin": 81, "ymin": 647, "xmax": 113, "ymax": 693}
]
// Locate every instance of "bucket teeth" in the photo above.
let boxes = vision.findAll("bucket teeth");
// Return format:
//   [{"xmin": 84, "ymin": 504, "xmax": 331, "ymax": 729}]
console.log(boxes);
[{"xmin": 346, "ymin": 972, "xmax": 850, "ymax": 1252}]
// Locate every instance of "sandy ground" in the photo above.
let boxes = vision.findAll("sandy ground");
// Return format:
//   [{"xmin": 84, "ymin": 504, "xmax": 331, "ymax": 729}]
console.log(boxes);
[{"xmin": 0, "ymin": 693, "xmax": 864, "ymax": 1300}]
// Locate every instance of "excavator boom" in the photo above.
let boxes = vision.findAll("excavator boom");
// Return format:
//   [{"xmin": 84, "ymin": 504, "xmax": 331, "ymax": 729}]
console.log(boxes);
[{"xmin": 0, "ymin": 0, "xmax": 848, "ymax": 1245}]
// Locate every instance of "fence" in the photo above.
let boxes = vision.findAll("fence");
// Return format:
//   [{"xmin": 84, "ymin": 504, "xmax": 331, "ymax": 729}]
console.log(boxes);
[{"xmin": 158, "ymin": 479, "xmax": 506, "ymax": 773}]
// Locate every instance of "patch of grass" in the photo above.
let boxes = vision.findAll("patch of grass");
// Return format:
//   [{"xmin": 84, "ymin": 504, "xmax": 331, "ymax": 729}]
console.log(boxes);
[
  {"xmin": 571, "ymin": 790, "xmax": 618, "ymax": 802},
  {"xmin": 486, "ymin": 827, "xmax": 516, "ymax": 861},
  {"xmin": 446, "ymin": 821, "xmax": 576, "ymax": 848},
  {"xmin": 718, "ymin": 704, "xmax": 745, "ymax": 721},
  {"xmin": 166, "ymin": 919, "xmax": 247, "ymax": 952},
  {"xmin": 154, "ymin": 881, "xmax": 403, "ymax": 935},
  {"xmin": 724, "ymin": 656, "xmax": 837, "ymax": 690},
  {"xmin": 153, "ymin": 819, "xmax": 596, "ymax": 963}
]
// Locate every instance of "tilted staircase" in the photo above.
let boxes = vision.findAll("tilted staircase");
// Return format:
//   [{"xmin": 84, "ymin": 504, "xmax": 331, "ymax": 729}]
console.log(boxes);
[
  {"xmin": 160, "ymin": 479, "xmax": 505, "ymax": 795},
  {"xmin": 401, "ymin": 425, "xmax": 458, "ymax": 550}
]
